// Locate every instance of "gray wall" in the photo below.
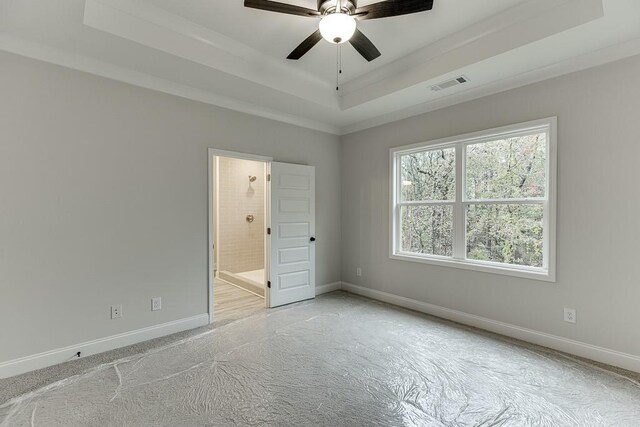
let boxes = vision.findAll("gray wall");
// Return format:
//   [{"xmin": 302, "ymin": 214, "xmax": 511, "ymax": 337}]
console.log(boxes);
[
  {"xmin": 0, "ymin": 51, "xmax": 341, "ymax": 363},
  {"xmin": 341, "ymin": 55, "xmax": 640, "ymax": 357},
  {"xmin": 3, "ymin": 47, "xmax": 640, "ymax": 366}
]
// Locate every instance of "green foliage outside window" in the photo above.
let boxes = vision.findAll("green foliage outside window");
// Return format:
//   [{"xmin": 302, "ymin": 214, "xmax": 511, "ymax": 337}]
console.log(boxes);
[{"xmin": 399, "ymin": 133, "xmax": 546, "ymax": 268}]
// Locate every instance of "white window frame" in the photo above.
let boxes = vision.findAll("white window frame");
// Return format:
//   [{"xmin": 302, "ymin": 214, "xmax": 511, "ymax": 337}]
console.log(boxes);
[{"xmin": 389, "ymin": 118, "xmax": 557, "ymax": 282}]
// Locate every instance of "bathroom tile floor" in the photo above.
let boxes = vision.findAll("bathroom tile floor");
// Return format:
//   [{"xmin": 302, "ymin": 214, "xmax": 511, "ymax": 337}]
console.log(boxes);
[{"xmin": 213, "ymin": 280, "xmax": 265, "ymax": 325}]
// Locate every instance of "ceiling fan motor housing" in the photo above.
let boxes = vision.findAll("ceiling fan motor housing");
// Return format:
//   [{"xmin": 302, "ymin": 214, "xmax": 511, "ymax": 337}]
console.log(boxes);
[
  {"xmin": 245, "ymin": 0, "xmax": 433, "ymax": 62},
  {"xmin": 318, "ymin": 0, "xmax": 357, "ymax": 15}
]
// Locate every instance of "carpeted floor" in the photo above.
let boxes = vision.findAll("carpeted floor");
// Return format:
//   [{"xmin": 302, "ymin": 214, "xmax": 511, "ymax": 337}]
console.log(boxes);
[
  {"xmin": 0, "ymin": 280, "xmax": 264, "ymax": 404},
  {"xmin": 1, "ymin": 291, "xmax": 639, "ymax": 426}
]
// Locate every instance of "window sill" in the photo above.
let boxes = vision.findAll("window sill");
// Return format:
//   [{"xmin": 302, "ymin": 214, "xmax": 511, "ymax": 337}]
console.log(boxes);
[{"xmin": 390, "ymin": 252, "xmax": 556, "ymax": 282}]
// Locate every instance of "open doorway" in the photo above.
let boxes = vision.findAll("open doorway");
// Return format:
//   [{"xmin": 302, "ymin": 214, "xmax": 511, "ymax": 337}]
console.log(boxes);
[
  {"xmin": 210, "ymin": 151, "xmax": 270, "ymax": 325},
  {"xmin": 208, "ymin": 149, "xmax": 317, "ymax": 324}
]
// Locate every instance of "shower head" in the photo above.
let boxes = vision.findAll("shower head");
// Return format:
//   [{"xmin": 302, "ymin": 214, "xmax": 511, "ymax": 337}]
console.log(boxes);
[{"xmin": 249, "ymin": 175, "xmax": 257, "ymax": 182}]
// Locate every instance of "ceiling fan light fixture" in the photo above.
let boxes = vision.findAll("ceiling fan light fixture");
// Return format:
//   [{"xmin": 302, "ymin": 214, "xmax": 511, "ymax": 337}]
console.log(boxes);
[{"xmin": 319, "ymin": 13, "xmax": 356, "ymax": 44}]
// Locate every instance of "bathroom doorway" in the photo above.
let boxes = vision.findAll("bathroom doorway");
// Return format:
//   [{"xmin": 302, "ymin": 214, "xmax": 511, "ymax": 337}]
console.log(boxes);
[
  {"xmin": 208, "ymin": 149, "xmax": 318, "ymax": 324},
  {"xmin": 210, "ymin": 150, "xmax": 270, "ymax": 324}
]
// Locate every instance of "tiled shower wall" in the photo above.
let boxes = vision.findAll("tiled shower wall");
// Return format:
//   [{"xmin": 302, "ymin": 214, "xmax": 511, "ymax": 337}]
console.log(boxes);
[{"xmin": 217, "ymin": 157, "xmax": 265, "ymax": 274}]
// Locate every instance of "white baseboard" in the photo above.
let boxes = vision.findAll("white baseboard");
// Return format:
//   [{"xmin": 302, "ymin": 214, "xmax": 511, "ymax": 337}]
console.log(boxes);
[
  {"xmin": 5, "ymin": 284, "xmax": 637, "ymax": 379},
  {"xmin": 0, "ymin": 314, "xmax": 209, "ymax": 379},
  {"xmin": 316, "ymin": 281, "xmax": 342, "ymax": 295},
  {"xmin": 1, "ymin": 283, "xmax": 338, "ymax": 379},
  {"xmin": 341, "ymin": 282, "xmax": 640, "ymax": 373}
]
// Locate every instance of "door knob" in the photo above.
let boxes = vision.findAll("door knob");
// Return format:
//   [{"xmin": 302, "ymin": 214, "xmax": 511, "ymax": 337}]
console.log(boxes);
[{"xmin": 310, "ymin": 237, "xmax": 316, "ymax": 242}]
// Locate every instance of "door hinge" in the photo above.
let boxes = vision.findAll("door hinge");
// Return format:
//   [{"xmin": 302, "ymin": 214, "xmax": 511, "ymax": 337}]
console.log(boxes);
[
  {"xmin": 267, "ymin": 174, "xmax": 271, "ymax": 182},
  {"xmin": 267, "ymin": 228, "xmax": 271, "ymax": 235},
  {"xmin": 267, "ymin": 281, "xmax": 271, "ymax": 288}
]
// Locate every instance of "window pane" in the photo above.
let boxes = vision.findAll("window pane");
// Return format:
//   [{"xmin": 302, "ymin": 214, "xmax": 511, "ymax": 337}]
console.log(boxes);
[
  {"xmin": 466, "ymin": 204, "xmax": 543, "ymax": 267},
  {"xmin": 401, "ymin": 148, "xmax": 455, "ymax": 201},
  {"xmin": 466, "ymin": 133, "xmax": 546, "ymax": 200},
  {"xmin": 401, "ymin": 205, "xmax": 453, "ymax": 257}
]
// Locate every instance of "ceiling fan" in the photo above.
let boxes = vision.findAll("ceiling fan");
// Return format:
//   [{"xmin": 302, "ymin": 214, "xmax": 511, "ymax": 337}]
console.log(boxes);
[{"xmin": 244, "ymin": 0, "xmax": 434, "ymax": 62}]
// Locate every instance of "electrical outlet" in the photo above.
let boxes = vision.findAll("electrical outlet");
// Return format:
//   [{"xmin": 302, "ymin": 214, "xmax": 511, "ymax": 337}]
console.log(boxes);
[
  {"xmin": 564, "ymin": 308, "xmax": 576, "ymax": 324},
  {"xmin": 356, "ymin": 267, "xmax": 362, "ymax": 277},
  {"xmin": 152, "ymin": 297, "xmax": 162, "ymax": 311},
  {"xmin": 111, "ymin": 305, "xmax": 122, "ymax": 319}
]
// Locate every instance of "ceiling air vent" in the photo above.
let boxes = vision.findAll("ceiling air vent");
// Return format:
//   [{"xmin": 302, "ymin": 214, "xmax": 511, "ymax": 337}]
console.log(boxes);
[{"xmin": 431, "ymin": 75, "xmax": 469, "ymax": 92}]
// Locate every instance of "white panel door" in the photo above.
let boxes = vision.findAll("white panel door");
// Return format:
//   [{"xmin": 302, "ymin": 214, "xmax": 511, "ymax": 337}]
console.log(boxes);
[{"xmin": 269, "ymin": 162, "xmax": 315, "ymax": 307}]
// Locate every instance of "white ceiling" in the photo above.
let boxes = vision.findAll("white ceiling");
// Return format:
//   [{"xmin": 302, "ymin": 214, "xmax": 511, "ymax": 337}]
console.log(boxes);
[
  {"xmin": 148, "ymin": 0, "xmax": 530, "ymax": 84},
  {"xmin": 1, "ymin": 0, "xmax": 640, "ymax": 134}
]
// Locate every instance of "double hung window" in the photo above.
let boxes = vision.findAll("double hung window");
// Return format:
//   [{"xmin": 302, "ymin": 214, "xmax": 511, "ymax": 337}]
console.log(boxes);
[{"xmin": 390, "ymin": 118, "xmax": 556, "ymax": 281}]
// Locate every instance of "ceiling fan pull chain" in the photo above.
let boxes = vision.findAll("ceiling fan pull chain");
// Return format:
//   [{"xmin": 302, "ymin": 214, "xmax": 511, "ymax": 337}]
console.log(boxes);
[
  {"xmin": 336, "ymin": 45, "xmax": 340, "ymax": 91},
  {"xmin": 335, "ymin": 45, "xmax": 343, "ymax": 92}
]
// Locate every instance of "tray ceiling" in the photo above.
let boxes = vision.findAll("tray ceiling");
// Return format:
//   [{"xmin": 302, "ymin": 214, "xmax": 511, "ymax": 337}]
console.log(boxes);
[
  {"xmin": 1, "ymin": 0, "xmax": 639, "ymax": 134},
  {"xmin": 147, "ymin": 0, "xmax": 530, "ymax": 84}
]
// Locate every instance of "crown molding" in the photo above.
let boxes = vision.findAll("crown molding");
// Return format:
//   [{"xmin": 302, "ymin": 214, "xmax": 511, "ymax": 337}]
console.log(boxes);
[
  {"xmin": 340, "ymin": 0, "xmax": 584, "ymax": 95},
  {"xmin": 339, "ymin": 0, "xmax": 604, "ymax": 110},
  {"xmin": 0, "ymin": 33, "xmax": 340, "ymax": 135},
  {"xmin": 84, "ymin": 0, "xmax": 337, "ymax": 109},
  {"xmin": 2, "ymin": 30, "xmax": 639, "ymax": 137},
  {"xmin": 339, "ymin": 36, "xmax": 640, "ymax": 135}
]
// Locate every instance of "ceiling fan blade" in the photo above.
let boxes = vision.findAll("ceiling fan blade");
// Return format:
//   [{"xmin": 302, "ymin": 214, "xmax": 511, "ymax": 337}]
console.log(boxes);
[
  {"xmin": 244, "ymin": 0, "xmax": 320, "ymax": 17},
  {"xmin": 287, "ymin": 30, "xmax": 323, "ymax": 60},
  {"xmin": 355, "ymin": 0, "xmax": 434, "ymax": 20},
  {"xmin": 349, "ymin": 28, "xmax": 381, "ymax": 62}
]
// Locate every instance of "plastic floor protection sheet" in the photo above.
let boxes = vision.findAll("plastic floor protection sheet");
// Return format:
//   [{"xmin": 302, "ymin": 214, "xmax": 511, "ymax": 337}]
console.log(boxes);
[{"xmin": 1, "ymin": 292, "xmax": 639, "ymax": 426}]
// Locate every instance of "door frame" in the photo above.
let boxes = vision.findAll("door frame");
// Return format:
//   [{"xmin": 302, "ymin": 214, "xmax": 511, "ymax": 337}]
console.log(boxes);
[{"xmin": 207, "ymin": 148, "xmax": 272, "ymax": 324}]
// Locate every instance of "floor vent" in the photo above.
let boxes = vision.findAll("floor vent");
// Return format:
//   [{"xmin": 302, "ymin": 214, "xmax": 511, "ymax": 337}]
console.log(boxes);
[{"xmin": 431, "ymin": 75, "xmax": 469, "ymax": 92}]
